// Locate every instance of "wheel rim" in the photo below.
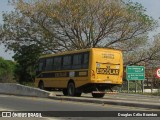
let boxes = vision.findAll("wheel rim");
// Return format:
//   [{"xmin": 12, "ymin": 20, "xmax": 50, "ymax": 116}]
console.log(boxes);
[{"xmin": 68, "ymin": 83, "xmax": 75, "ymax": 96}]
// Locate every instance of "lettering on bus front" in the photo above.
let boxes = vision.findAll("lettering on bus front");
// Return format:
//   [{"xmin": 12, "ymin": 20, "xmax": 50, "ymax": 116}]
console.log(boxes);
[
  {"xmin": 96, "ymin": 68, "xmax": 119, "ymax": 75},
  {"xmin": 102, "ymin": 53, "xmax": 114, "ymax": 59}
]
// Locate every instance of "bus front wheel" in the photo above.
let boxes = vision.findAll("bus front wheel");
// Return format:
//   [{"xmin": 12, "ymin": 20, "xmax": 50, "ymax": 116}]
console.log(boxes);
[
  {"xmin": 92, "ymin": 93, "xmax": 105, "ymax": 98},
  {"xmin": 38, "ymin": 81, "xmax": 44, "ymax": 90}
]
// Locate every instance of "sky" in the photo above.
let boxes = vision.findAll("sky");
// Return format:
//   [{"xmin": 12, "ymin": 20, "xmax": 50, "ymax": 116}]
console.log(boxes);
[
  {"xmin": 0, "ymin": 0, "xmax": 14, "ymax": 60},
  {"xmin": 0, "ymin": 0, "xmax": 160, "ymax": 60},
  {"xmin": 131, "ymin": 0, "xmax": 160, "ymax": 33}
]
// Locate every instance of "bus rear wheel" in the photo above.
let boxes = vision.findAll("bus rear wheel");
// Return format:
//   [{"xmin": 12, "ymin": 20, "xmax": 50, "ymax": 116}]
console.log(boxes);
[
  {"xmin": 67, "ymin": 82, "xmax": 82, "ymax": 97},
  {"xmin": 67, "ymin": 82, "xmax": 76, "ymax": 96},
  {"xmin": 92, "ymin": 93, "xmax": 105, "ymax": 98}
]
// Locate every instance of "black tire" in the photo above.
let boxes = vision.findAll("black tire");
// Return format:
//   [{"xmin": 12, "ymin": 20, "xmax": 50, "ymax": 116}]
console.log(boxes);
[
  {"xmin": 92, "ymin": 93, "xmax": 105, "ymax": 98},
  {"xmin": 67, "ymin": 82, "xmax": 76, "ymax": 96},
  {"xmin": 62, "ymin": 89, "xmax": 68, "ymax": 96},
  {"xmin": 38, "ymin": 81, "xmax": 44, "ymax": 90}
]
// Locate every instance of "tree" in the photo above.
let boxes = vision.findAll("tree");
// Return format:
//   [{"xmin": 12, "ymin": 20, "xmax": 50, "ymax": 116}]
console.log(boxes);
[
  {"xmin": 0, "ymin": 0, "xmax": 156, "ymax": 53},
  {"xmin": 123, "ymin": 33, "xmax": 160, "ymax": 66},
  {"xmin": 13, "ymin": 44, "xmax": 42, "ymax": 83}
]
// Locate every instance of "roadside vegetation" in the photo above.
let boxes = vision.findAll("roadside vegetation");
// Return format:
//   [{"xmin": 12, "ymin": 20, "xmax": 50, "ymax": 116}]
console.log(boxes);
[{"xmin": 0, "ymin": 57, "xmax": 16, "ymax": 83}]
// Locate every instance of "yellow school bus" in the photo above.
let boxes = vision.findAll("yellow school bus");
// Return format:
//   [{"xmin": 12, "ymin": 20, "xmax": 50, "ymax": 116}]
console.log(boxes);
[{"xmin": 35, "ymin": 48, "xmax": 123, "ymax": 98}]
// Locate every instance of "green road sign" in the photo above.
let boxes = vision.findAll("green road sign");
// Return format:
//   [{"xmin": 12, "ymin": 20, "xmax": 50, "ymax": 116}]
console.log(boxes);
[{"xmin": 126, "ymin": 66, "xmax": 145, "ymax": 80}]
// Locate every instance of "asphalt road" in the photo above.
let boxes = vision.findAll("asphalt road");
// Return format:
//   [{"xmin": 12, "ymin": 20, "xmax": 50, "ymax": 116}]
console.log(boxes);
[
  {"xmin": 0, "ymin": 94, "xmax": 159, "ymax": 120},
  {"xmin": 53, "ymin": 91, "xmax": 160, "ymax": 103}
]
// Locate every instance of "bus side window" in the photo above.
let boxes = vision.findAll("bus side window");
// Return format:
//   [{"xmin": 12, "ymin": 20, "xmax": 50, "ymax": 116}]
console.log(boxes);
[
  {"xmin": 53, "ymin": 56, "xmax": 62, "ymax": 70},
  {"xmin": 72, "ymin": 54, "xmax": 82, "ymax": 69},
  {"xmin": 38, "ymin": 62, "xmax": 43, "ymax": 71},
  {"xmin": 38, "ymin": 59, "xmax": 43, "ymax": 71},
  {"xmin": 62, "ymin": 55, "xmax": 71, "ymax": 70},
  {"xmin": 82, "ymin": 52, "xmax": 89, "ymax": 69},
  {"xmin": 37, "ymin": 59, "xmax": 46, "ymax": 75},
  {"xmin": 45, "ymin": 58, "xmax": 53, "ymax": 71}
]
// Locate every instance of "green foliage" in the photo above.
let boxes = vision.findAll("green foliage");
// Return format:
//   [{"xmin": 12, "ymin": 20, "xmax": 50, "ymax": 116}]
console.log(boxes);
[
  {"xmin": 0, "ymin": 57, "xmax": 16, "ymax": 83},
  {"xmin": 125, "ymin": 1, "xmax": 156, "ymax": 26},
  {"xmin": 152, "ymin": 89, "xmax": 160, "ymax": 96},
  {"xmin": 13, "ymin": 44, "xmax": 42, "ymax": 83}
]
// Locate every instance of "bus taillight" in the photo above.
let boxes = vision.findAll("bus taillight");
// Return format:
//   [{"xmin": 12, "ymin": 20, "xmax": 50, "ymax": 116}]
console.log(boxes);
[{"xmin": 91, "ymin": 70, "xmax": 95, "ymax": 78}]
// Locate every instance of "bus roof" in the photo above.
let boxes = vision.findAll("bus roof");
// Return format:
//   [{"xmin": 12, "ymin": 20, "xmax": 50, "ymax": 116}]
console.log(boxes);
[{"xmin": 40, "ymin": 48, "xmax": 121, "ymax": 58}]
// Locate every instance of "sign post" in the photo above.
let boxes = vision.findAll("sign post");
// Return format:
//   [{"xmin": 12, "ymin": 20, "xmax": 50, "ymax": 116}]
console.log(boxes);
[
  {"xmin": 135, "ymin": 80, "xmax": 137, "ymax": 93},
  {"xmin": 126, "ymin": 66, "xmax": 145, "ymax": 93},
  {"xmin": 141, "ymin": 80, "xmax": 144, "ymax": 93},
  {"xmin": 128, "ymin": 80, "xmax": 129, "ymax": 93}
]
